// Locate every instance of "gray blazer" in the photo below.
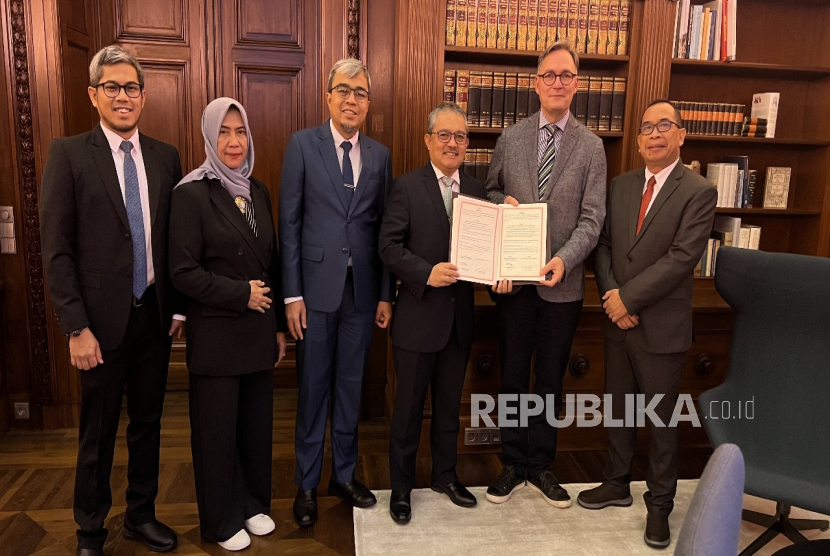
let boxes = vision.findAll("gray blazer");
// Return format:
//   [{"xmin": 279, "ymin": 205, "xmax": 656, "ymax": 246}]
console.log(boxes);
[
  {"xmin": 486, "ymin": 111, "xmax": 607, "ymax": 302},
  {"xmin": 594, "ymin": 161, "xmax": 718, "ymax": 354}
]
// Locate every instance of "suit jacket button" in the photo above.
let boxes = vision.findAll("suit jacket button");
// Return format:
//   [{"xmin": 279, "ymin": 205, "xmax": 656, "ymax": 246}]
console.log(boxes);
[
  {"xmin": 347, "ymin": 218, "xmax": 352, "ymax": 223},
  {"xmin": 627, "ymin": 257, "xmax": 632, "ymax": 263},
  {"xmin": 238, "ymin": 248, "xmax": 244, "ymax": 255},
  {"xmin": 450, "ymin": 297, "xmax": 455, "ymax": 302},
  {"xmin": 262, "ymin": 271, "xmax": 268, "ymax": 278},
  {"xmin": 124, "ymin": 233, "xmax": 130, "ymax": 240},
  {"xmin": 342, "ymin": 247, "xmax": 348, "ymax": 253}
]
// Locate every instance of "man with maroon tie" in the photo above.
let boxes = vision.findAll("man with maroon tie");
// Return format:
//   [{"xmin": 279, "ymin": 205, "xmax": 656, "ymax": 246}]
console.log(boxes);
[{"xmin": 577, "ymin": 99, "xmax": 717, "ymax": 548}]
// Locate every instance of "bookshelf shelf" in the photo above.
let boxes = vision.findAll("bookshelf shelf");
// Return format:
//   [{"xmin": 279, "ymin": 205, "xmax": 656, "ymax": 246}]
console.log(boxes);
[
  {"xmin": 444, "ymin": 46, "xmax": 629, "ymax": 69},
  {"xmin": 684, "ymin": 135, "xmax": 830, "ymax": 147},
  {"xmin": 670, "ymin": 59, "xmax": 830, "ymax": 80},
  {"xmin": 714, "ymin": 208, "xmax": 822, "ymax": 217},
  {"xmin": 468, "ymin": 126, "xmax": 623, "ymax": 138}
]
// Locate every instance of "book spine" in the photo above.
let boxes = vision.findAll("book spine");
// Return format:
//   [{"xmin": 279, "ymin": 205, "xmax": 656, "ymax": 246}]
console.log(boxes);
[
  {"xmin": 508, "ymin": 0, "xmax": 519, "ymax": 48},
  {"xmin": 720, "ymin": 0, "xmax": 728, "ymax": 61},
  {"xmin": 444, "ymin": 70, "xmax": 456, "ymax": 103},
  {"xmin": 475, "ymin": 149, "xmax": 488, "ymax": 182},
  {"xmin": 456, "ymin": 0, "xmax": 469, "ymax": 46},
  {"xmin": 556, "ymin": 0, "xmax": 569, "ymax": 42},
  {"xmin": 575, "ymin": 75, "xmax": 590, "ymax": 125},
  {"xmin": 734, "ymin": 103, "xmax": 745, "ymax": 136},
  {"xmin": 467, "ymin": 0, "xmax": 478, "ymax": 46},
  {"xmin": 455, "ymin": 70, "xmax": 470, "ymax": 113},
  {"xmin": 492, "ymin": 72, "xmax": 506, "ymax": 127},
  {"xmin": 477, "ymin": 0, "xmax": 489, "ymax": 47},
  {"xmin": 577, "ymin": 0, "xmax": 589, "ymax": 53},
  {"xmin": 446, "ymin": 0, "xmax": 457, "ymax": 46},
  {"xmin": 610, "ymin": 76, "xmax": 625, "ymax": 131},
  {"xmin": 497, "ymin": 0, "xmax": 509, "ymax": 49},
  {"xmin": 545, "ymin": 0, "xmax": 558, "ymax": 47},
  {"xmin": 517, "ymin": 0, "xmax": 530, "ymax": 49},
  {"xmin": 746, "ymin": 169, "xmax": 757, "ymax": 209},
  {"xmin": 587, "ymin": 76, "xmax": 602, "ymax": 130},
  {"xmin": 536, "ymin": 0, "xmax": 549, "ymax": 51},
  {"xmin": 480, "ymin": 71, "xmax": 494, "ymax": 127},
  {"xmin": 504, "ymin": 73, "xmax": 518, "ymax": 126},
  {"xmin": 586, "ymin": 0, "xmax": 600, "ymax": 53},
  {"xmin": 598, "ymin": 0, "xmax": 610, "ymax": 55},
  {"xmin": 516, "ymin": 73, "xmax": 531, "ymax": 120},
  {"xmin": 468, "ymin": 71, "xmax": 482, "ymax": 125},
  {"xmin": 527, "ymin": 0, "xmax": 539, "ymax": 51},
  {"xmin": 617, "ymin": 0, "xmax": 630, "ymax": 55},
  {"xmin": 567, "ymin": 0, "xmax": 579, "ymax": 47},
  {"xmin": 607, "ymin": 0, "xmax": 619, "ymax": 54},
  {"xmin": 487, "ymin": 0, "xmax": 499, "ymax": 48},
  {"xmin": 598, "ymin": 76, "xmax": 613, "ymax": 131},
  {"xmin": 463, "ymin": 148, "xmax": 477, "ymax": 176}
]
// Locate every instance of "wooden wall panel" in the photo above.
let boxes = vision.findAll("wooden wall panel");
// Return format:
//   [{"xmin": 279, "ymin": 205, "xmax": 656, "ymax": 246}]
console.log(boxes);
[
  {"xmin": 63, "ymin": 43, "xmax": 97, "ymax": 136},
  {"xmin": 116, "ymin": 0, "xmax": 185, "ymax": 42},
  {"xmin": 139, "ymin": 63, "xmax": 192, "ymax": 167},
  {"xmin": 238, "ymin": 0, "xmax": 297, "ymax": 46}
]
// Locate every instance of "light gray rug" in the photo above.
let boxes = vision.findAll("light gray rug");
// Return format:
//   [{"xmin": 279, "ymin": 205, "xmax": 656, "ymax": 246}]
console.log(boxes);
[{"xmin": 354, "ymin": 481, "xmax": 830, "ymax": 556}]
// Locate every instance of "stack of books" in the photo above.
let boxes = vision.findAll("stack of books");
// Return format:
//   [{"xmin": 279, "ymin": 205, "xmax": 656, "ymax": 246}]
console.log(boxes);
[
  {"xmin": 672, "ymin": 0, "xmax": 737, "ymax": 60},
  {"xmin": 445, "ymin": 0, "xmax": 631, "ymax": 55},
  {"xmin": 698, "ymin": 213, "xmax": 761, "ymax": 276},
  {"xmin": 445, "ymin": 70, "xmax": 626, "ymax": 131},
  {"xmin": 671, "ymin": 101, "xmax": 745, "ymax": 136},
  {"xmin": 705, "ymin": 156, "xmax": 755, "ymax": 208},
  {"xmin": 462, "ymin": 148, "xmax": 495, "ymax": 181}
]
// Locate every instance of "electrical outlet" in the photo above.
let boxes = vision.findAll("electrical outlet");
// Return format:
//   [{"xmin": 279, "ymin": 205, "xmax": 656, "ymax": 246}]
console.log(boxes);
[
  {"xmin": 13, "ymin": 402, "xmax": 29, "ymax": 419},
  {"xmin": 464, "ymin": 427, "xmax": 502, "ymax": 445}
]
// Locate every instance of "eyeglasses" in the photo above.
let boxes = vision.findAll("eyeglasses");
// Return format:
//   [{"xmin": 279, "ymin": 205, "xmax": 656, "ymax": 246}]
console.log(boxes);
[
  {"xmin": 95, "ymin": 81, "xmax": 143, "ymax": 99},
  {"xmin": 536, "ymin": 71, "xmax": 577, "ymax": 86},
  {"xmin": 431, "ymin": 131, "xmax": 469, "ymax": 144},
  {"xmin": 329, "ymin": 84, "xmax": 369, "ymax": 102},
  {"xmin": 639, "ymin": 120, "xmax": 682, "ymax": 135}
]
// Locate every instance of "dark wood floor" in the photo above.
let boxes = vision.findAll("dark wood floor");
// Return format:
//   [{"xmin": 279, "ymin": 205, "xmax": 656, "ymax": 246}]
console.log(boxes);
[{"xmin": 0, "ymin": 390, "xmax": 713, "ymax": 555}]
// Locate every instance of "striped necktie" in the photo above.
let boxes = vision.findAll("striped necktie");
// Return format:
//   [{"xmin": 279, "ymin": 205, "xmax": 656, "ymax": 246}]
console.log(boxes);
[
  {"xmin": 120, "ymin": 141, "xmax": 147, "ymax": 299},
  {"xmin": 440, "ymin": 175, "xmax": 454, "ymax": 219},
  {"xmin": 538, "ymin": 123, "xmax": 557, "ymax": 200}
]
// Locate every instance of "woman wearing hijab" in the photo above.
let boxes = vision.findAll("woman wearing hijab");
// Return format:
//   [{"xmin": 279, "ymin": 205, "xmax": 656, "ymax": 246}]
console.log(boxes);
[{"xmin": 169, "ymin": 97, "xmax": 287, "ymax": 551}]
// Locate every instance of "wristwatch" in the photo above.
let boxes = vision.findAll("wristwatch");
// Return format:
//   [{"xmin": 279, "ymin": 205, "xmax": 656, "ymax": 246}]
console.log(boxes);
[{"xmin": 66, "ymin": 327, "xmax": 85, "ymax": 338}]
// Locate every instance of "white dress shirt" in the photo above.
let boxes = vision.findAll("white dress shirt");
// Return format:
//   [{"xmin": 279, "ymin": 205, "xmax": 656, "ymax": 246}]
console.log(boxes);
[
  {"xmin": 431, "ymin": 163, "xmax": 461, "ymax": 196},
  {"xmin": 643, "ymin": 158, "xmax": 681, "ymax": 217}
]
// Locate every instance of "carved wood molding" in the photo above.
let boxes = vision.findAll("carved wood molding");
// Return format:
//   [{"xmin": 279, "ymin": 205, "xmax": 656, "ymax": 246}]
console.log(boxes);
[
  {"xmin": 347, "ymin": 0, "xmax": 359, "ymax": 59},
  {"xmin": 10, "ymin": 0, "xmax": 53, "ymax": 404}
]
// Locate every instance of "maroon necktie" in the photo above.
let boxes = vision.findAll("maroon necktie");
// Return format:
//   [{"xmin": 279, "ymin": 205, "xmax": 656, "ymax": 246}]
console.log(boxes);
[{"xmin": 637, "ymin": 176, "xmax": 657, "ymax": 235}]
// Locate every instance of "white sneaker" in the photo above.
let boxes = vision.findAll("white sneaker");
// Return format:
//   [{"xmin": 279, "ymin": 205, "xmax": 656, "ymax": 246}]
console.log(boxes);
[
  {"xmin": 217, "ymin": 529, "xmax": 251, "ymax": 551},
  {"xmin": 244, "ymin": 513, "xmax": 276, "ymax": 536}
]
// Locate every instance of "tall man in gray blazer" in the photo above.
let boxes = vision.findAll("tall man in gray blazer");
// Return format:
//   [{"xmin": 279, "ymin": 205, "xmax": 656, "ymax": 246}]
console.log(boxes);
[
  {"xmin": 485, "ymin": 40, "xmax": 606, "ymax": 507},
  {"xmin": 577, "ymin": 100, "xmax": 717, "ymax": 548}
]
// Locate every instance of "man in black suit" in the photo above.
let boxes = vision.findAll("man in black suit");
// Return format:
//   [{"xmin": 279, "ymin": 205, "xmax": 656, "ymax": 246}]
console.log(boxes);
[
  {"xmin": 40, "ymin": 45, "xmax": 183, "ymax": 556},
  {"xmin": 379, "ymin": 102, "xmax": 485, "ymax": 523}
]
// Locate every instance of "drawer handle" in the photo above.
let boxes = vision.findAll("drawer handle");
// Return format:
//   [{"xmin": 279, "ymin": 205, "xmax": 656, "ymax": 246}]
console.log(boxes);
[
  {"xmin": 475, "ymin": 354, "xmax": 494, "ymax": 377},
  {"xmin": 695, "ymin": 354, "xmax": 714, "ymax": 376},
  {"xmin": 569, "ymin": 354, "xmax": 590, "ymax": 378}
]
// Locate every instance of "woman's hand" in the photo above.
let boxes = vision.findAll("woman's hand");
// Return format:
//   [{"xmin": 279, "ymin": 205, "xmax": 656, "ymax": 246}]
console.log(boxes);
[{"xmin": 248, "ymin": 280, "xmax": 272, "ymax": 313}]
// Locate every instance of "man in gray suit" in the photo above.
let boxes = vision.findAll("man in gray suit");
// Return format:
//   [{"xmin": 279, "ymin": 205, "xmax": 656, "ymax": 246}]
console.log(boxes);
[
  {"xmin": 577, "ymin": 100, "xmax": 717, "ymax": 548},
  {"xmin": 485, "ymin": 40, "xmax": 606, "ymax": 508}
]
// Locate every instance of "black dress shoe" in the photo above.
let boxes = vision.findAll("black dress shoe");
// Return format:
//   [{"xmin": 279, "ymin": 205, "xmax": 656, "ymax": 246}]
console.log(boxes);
[
  {"xmin": 293, "ymin": 487, "xmax": 317, "ymax": 527},
  {"xmin": 644, "ymin": 511, "xmax": 671, "ymax": 548},
  {"xmin": 431, "ymin": 481, "xmax": 477, "ymax": 507},
  {"xmin": 123, "ymin": 519, "xmax": 177, "ymax": 552},
  {"xmin": 328, "ymin": 478, "xmax": 377, "ymax": 508},
  {"xmin": 76, "ymin": 549, "xmax": 103, "ymax": 556},
  {"xmin": 389, "ymin": 490, "xmax": 411, "ymax": 524}
]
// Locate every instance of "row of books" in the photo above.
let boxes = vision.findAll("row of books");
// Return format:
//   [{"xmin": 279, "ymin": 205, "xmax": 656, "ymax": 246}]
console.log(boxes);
[
  {"xmin": 445, "ymin": 0, "xmax": 631, "ymax": 55},
  {"xmin": 671, "ymin": 101, "xmax": 745, "ymax": 136},
  {"xmin": 445, "ymin": 70, "xmax": 626, "ymax": 131},
  {"xmin": 705, "ymin": 156, "xmax": 792, "ymax": 209},
  {"xmin": 462, "ymin": 148, "xmax": 495, "ymax": 182},
  {"xmin": 672, "ymin": 0, "xmax": 737, "ymax": 61},
  {"xmin": 697, "ymin": 216, "xmax": 761, "ymax": 277}
]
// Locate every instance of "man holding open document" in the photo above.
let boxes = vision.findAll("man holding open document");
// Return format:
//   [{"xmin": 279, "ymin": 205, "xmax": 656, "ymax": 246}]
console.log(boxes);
[{"xmin": 484, "ymin": 40, "xmax": 607, "ymax": 508}]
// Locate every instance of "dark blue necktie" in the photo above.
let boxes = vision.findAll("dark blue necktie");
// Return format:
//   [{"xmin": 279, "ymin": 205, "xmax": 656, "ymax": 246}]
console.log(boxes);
[
  {"xmin": 341, "ymin": 141, "xmax": 355, "ymax": 204},
  {"xmin": 121, "ymin": 141, "xmax": 147, "ymax": 299}
]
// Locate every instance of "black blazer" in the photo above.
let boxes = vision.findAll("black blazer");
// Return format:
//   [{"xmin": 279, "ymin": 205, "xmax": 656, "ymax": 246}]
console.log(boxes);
[
  {"xmin": 40, "ymin": 126, "xmax": 183, "ymax": 350},
  {"xmin": 169, "ymin": 177, "xmax": 287, "ymax": 375},
  {"xmin": 379, "ymin": 164, "xmax": 487, "ymax": 353}
]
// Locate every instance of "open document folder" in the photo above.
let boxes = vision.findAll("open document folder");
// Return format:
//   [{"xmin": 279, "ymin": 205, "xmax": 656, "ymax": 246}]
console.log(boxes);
[{"xmin": 449, "ymin": 194, "xmax": 548, "ymax": 285}]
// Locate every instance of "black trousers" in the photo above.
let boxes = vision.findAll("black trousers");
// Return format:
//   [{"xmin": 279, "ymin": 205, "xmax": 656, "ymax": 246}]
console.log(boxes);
[
  {"xmin": 389, "ymin": 323, "xmax": 471, "ymax": 492},
  {"xmin": 74, "ymin": 287, "xmax": 172, "ymax": 549},
  {"xmin": 496, "ymin": 287, "xmax": 583, "ymax": 477},
  {"xmin": 603, "ymin": 334, "xmax": 685, "ymax": 515},
  {"xmin": 189, "ymin": 368, "xmax": 274, "ymax": 542}
]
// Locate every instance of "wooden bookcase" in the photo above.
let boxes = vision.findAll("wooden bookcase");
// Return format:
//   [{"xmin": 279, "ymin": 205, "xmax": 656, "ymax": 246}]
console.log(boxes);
[{"xmin": 389, "ymin": 0, "xmax": 830, "ymax": 454}]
